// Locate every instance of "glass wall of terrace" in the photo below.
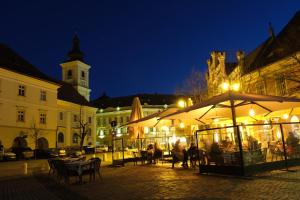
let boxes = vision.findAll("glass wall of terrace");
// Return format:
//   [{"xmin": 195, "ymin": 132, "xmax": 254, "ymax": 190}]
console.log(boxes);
[{"xmin": 160, "ymin": 91, "xmax": 300, "ymax": 175}]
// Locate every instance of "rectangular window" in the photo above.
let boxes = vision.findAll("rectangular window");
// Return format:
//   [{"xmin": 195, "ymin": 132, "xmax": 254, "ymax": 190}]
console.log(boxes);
[
  {"xmin": 120, "ymin": 116, "xmax": 123, "ymax": 123},
  {"xmin": 73, "ymin": 115, "xmax": 77, "ymax": 122},
  {"xmin": 17, "ymin": 111, "xmax": 25, "ymax": 122},
  {"xmin": 18, "ymin": 85, "xmax": 25, "ymax": 96},
  {"xmin": 256, "ymin": 82, "xmax": 265, "ymax": 95},
  {"xmin": 88, "ymin": 116, "xmax": 92, "ymax": 123},
  {"xmin": 67, "ymin": 70, "xmax": 72, "ymax": 79},
  {"xmin": 40, "ymin": 90, "xmax": 47, "ymax": 101},
  {"xmin": 81, "ymin": 71, "xmax": 85, "ymax": 79},
  {"xmin": 126, "ymin": 116, "xmax": 130, "ymax": 122},
  {"xmin": 40, "ymin": 113, "xmax": 47, "ymax": 124},
  {"xmin": 59, "ymin": 112, "xmax": 63, "ymax": 121},
  {"xmin": 276, "ymin": 76, "xmax": 286, "ymax": 96}
]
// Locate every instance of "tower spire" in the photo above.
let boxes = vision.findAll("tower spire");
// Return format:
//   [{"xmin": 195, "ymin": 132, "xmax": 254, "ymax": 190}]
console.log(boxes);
[{"xmin": 67, "ymin": 34, "xmax": 84, "ymax": 61}]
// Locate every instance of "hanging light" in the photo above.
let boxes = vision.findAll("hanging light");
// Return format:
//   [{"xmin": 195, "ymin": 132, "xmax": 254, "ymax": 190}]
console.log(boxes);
[
  {"xmin": 249, "ymin": 108, "xmax": 255, "ymax": 117},
  {"xmin": 283, "ymin": 113, "xmax": 289, "ymax": 119},
  {"xmin": 179, "ymin": 122, "xmax": 185, "ymax": 129},
  {"xmin": 213, "ymin": 118, "xmax": 219, "ymax": 123}
]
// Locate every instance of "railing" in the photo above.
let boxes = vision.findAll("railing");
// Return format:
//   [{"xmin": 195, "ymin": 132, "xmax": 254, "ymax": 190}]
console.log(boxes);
[{"xmin": 110, "ymin": 135, "xmax": 195, "ymax": 166}]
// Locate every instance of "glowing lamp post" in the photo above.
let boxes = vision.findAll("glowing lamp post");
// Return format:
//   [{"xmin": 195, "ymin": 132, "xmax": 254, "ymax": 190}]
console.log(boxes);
[
  {"xmin": 221, "ymin": 82, "xmax": 240, "ymax": 92},
  {"xmin": 177, "ymin": 100, "xmax": 186, "ymax": 108}
]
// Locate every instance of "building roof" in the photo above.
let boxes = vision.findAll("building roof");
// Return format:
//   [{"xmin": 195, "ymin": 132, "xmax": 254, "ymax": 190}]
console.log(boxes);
[
  {"xmin": 0, "ymin": 42, "xmax": 96, "ymax": 108},
  {"xmin": 241, "ymin": 10, "xmax": 300, "ymax": 74},
  {"xmin": 92, "ymin": 93, "xmax": 187, "ymax": 109},
  {"xmin": 0, "ymin": 43, "xmax": 59, "ymax": 85},
  {"xmin": 57, "ymin": 82, "xmax": 96, "ymax": 107}
]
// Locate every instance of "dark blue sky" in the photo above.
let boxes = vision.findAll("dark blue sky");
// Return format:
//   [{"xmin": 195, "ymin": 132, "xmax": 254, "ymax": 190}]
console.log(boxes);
[{"xmin": 1, "ymin": 1, "xmax": 299, "ymax": 99}]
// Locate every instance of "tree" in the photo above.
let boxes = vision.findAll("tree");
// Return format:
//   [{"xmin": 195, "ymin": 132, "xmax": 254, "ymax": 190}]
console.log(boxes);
[
  {"xmin": 176, "ymin": 67, "xmax": 208, "ymax": 104},
  {"xmin": 29, "ymin": 122, "xmax": 42, "ymax": 159},
  {"xmin": 77, "ymin": 105, "xmax": 91, "ymax": 151}
]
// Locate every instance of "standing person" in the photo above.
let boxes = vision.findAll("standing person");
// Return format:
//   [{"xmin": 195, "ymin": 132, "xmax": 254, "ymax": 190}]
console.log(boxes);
[
  {"xmin": 154, "ymin": 142, "xmax": 162, "ymax": 164},
  {"xmin": 188, "ymin": 142, "xmax": 198, "ymax": 169},
  {"xmin": 172, "ymin": 139, "xmax": 188, "ymax": 168},
  {"xmin": 147, "ymin": 144, "xmax": 154, "ymax": 164}
]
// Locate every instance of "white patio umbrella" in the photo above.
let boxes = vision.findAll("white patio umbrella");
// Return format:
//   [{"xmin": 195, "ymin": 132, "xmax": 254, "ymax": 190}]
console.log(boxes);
[
  {"xmin": 125, "ymin": 107, "xmax": 178, "ymax": 127},
  {"xmin": 159, "ymin": 91, "xmax": 300, "ymax": 126},
  {"xmin": 128, "ymin": 97, "xmax": 144, "ymax": 139}
]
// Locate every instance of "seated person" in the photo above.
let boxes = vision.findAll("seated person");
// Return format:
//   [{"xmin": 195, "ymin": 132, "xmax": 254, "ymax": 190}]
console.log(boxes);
[
  {"xmin": 153, "ymin": 142, "xmax": 162, "ymax": 163},
  {"xmin": 147, "ymin": 144, "xmax": 154, "ymax": 163},
  {"xmin": 286, "ymin": 132, "xmax": 300, "ymax": 155},
  {"xmin": 247, "ymin": 135, "xmax": 259, "ymax": 152},
  {"xmin": 209, "ymin": 142, "xmax": 223, "ymax": 165},
  {"xmin": 221, "ymin": 136, "xmax": 233, "ymax": 152}
]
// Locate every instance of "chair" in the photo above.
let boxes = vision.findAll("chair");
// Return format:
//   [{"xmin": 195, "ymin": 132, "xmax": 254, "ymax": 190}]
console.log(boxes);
[
  {"xmin": 89, "ymin": 158, "xmax": 102, "ymax": 181},
  {"xmin": 47, "ymin": 159, "xmax": 55, "ymax": 175}
]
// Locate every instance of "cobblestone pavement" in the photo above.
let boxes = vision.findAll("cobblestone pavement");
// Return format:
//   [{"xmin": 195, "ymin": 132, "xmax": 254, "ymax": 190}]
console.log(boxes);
[{"xmin": 1, "ymin": 163, "xmax": 300, "ymax": 200}]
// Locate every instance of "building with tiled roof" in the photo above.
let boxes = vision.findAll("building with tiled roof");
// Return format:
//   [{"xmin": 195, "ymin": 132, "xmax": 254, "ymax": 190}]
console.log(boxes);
[
  {"xmin": 0, "ymin": 36, "xmax": 97, "ymax": 150},
  {"xmin": 206, "ymin": 10, "xmax": 300, "ymax": 98}
]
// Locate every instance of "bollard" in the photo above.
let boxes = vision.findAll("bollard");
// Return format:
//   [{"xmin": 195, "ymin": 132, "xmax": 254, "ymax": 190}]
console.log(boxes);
[{"xmin": 24, "ymin": 162, "xmax": 28, "ymax": 175}]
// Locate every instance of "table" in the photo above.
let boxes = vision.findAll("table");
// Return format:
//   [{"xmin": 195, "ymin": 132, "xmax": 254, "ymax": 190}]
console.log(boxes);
[{"xmin": 65, "ymin": 160, "xmax": 92, "ymax": 184}]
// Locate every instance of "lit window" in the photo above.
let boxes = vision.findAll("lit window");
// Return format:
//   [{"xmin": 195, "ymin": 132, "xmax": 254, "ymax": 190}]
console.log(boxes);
[
  {"xmin": 275, "ymin": 76, "xmax": 286, "ymax": 96},
  {"xmin": 40, "ymin": 90, "xmax": 47, "ymax": 101},
  {"xmin": 256, "ymin": 81, "xmax": 265, "ymax": 95},
  {"xmin": 17, "ymin": 111, "xmax": 25, "ymax": 122},
  {"xmin": 40, "ymin": 113, "xmax": 47, "ymax": 124},
  {"xmin": 18, "ymin": 85, "xmax": 25, "ymax": 96},
  {"xmin": 59, "ymin": 112, "xmax": 63, "ymax": 121},
  {"xmin": 67, "ymin": 70, "xmax": 72, "ymax": 79}
]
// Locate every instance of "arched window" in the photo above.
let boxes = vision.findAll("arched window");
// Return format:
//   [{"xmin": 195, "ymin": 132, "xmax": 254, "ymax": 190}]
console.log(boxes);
[
  {"xmin": 67, "ymin": 70, "xmax": 72, "ymax": 79},
  {"xmin": 73, "ymin": 133, "xmax": 79, "ymax": 144},
  {"xmin": 58, "ymin": 132, "xmax": 64, "ymax": 143}
]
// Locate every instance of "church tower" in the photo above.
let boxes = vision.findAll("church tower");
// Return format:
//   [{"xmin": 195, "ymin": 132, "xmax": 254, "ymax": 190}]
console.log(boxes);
[{"xmin": 60, "ymin": 34, "xmax": 91, "ymax": 101}]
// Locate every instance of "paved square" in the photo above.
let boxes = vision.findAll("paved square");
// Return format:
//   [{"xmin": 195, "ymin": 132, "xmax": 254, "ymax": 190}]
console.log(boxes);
[{"xmin": 1, "ymin": 162, "xmax": 300, "ymax": 200}]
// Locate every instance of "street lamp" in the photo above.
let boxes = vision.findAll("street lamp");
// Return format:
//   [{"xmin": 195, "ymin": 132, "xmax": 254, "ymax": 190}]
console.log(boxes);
[
  {"xmin": 178, "ymin": 100, "xmax": 186, "ymax": 108},
  {"xmin": 221, "ymin": 82, "xmax": 240, "ymax": 92}
]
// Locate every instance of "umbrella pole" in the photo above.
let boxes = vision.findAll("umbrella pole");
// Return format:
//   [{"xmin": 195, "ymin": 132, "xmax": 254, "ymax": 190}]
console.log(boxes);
[{"xmin": 230, "ymin": 100, "xmax": 245, "ymax": 176}]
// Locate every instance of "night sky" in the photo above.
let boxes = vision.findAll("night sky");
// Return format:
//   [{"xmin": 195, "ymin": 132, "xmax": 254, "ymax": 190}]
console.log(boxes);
[{"xmin": 1, "ymin": 1, "xmax": 299, "ymax": 99}]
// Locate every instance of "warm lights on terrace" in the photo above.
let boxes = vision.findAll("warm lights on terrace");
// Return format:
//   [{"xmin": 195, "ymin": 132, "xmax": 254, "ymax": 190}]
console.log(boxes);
[
  {"xmin": 283, "ymin": 113, "xmax": 289, "ymax": 119},
  {"xmin": 221, "ymin": 82, "xmax": 240, "ymax": 91},
  {"xmin": 177, "ymin": 100, "xmax": 186, "ymax": 108},
  {"xmin": 249, "ymin": 108, "xmax": 255, "ymax": 117},
  {"xmin": 179, "ymin": 122, "xmax": 185, "ymax": 129}
]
